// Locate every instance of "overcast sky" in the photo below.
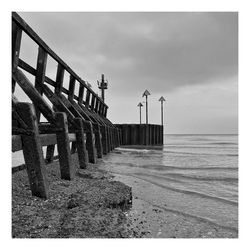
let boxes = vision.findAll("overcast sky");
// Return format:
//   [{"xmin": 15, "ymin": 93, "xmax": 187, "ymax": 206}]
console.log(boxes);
[{"xmin": 17, "ymin": 12, "xmax": 238, "ymax": 134}]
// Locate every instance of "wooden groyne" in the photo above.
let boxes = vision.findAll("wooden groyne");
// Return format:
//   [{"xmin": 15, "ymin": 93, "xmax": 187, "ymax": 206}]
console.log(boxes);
[
  {"xmin": 12, "ymin": 12, "xmax": 120, "ymax": 199},
  {"xmin": 11, "ymin": 12, "xmax": 163, "ymax": 199},
  {"xmin": 115, "ymin": 124, "xmax": 164, "ymax": 146}
]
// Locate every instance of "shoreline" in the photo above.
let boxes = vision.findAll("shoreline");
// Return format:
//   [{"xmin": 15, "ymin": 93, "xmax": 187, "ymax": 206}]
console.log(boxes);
[
  {"xmin": 12, "ymin": 151, "xmax": 238, "ymax": 238},
  {"xmin": 111, "ymin": 172, "xmax": 238, "ymax": 238}
]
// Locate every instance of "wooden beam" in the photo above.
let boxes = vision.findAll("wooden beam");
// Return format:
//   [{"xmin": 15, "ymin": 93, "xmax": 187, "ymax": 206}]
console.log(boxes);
[
  {"xmin": 55, "ymin": 112, "xmax": 75, "ymax": 180},
  {"xmin": 15, "ymin": 102, "xmax": 48, "ymax": 198},
  {"xmin": 13, "ymin": 69, "xmax": 56, "ymax": 124},
  {"xmin": 12, "ymin": 21, "xmax": 22, "ymax": 92},
  {"xmin": 39, "ymin": 134, "xmax": 75, "ymax": 147},
  {"xmin": 85, "ymin": 90, "xmax": 91, "ymax": 107},
  {"xmin": 90, "ymin": 94, "xmax": 95, "ymax": 110},
  {"xmin": 94, "ymin": 99, "xmax": 99, "ymax": 113},
  {"xmin": 35, "ymin": 47, "xmax": 48, "ymax": 121},
  {"xmin": 68, "ymin": 75, "xmax": 76, "ymax": 101},
  {"xmin": 55, "ymin": 64, "xmax": 65, "ymax": 95},
  {"xmin": 74, "ymin": 118, "xmax": 88, "ymax": 169},
  {"xmin": 78, "ymin": 84, "xmax": 84, "ymax": 104}
]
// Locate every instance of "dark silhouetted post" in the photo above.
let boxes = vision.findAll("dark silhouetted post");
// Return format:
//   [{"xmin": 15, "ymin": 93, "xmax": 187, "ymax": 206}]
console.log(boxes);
[
  {"xmin": 159, "ymin": 96, "xmax": 166, "ymax": 126},
  {"xmin": 142, "ymin": 90, "xmax": 150, "ymax": 125},
  {"xmin": 137, "ymin": 102, "xmax": 143, "ymax": 124}
]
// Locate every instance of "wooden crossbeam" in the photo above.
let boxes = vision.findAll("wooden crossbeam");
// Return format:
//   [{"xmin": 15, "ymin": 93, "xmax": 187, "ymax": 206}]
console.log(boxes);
[{"xmin": 13, "ymin": 69, "xmax": 56, "ymax": 124}]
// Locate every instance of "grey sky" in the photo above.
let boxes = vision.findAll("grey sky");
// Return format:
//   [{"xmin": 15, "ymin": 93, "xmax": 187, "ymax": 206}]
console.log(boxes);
[{"xmin": 17, "ymin": 12, "xmax": 238, "ymax": 134}]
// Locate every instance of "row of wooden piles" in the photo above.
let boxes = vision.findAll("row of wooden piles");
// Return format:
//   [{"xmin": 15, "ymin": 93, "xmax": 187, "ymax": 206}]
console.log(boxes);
[
  {"xmin": 115, "ymin": 124, "xmax": 164, "ymax": 146},
  {"xmin": 12, "ymin": 12, "xmax": 121, "ymax": 199}
]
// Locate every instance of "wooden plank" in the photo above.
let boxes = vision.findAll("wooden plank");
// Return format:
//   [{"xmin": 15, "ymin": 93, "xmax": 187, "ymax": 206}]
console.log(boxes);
[
  {"xmin": 104, "ymin": 106, "xmax": 108, "ymax": 117},
  {"xmin": 15, "ymin": 102, "xmax": 48, "ymax": 198},
  {"xmin": 39, "ymin": 134, "xmax": 57, "ymax": 146},
  {"xmin": 12, "ymin": 135, "xmax": 22, "ymax": 152},
  {"xmin": 12, "ymin": 12, "xmax": 108, "ymax": 111},
  {"xmin": 90, "ymin": 94, "xmax": 95, "ymax": 110},
  {"xmin": 85, "ymin": 90, "xmax": 91, "ymax": 107},
  {"xmin": 39, "ymin": 133, "xmax": 75, "ymax": 146},
  {"xmin": 93, "ymin": 123, "xmax": 103, "ymax": 158},
  {"xmin": 38, "ymin": 123, "xmax": 63, "ymax": 134},
  {"xmin": 78, "ymin": 84, "xmax": 84, "ymax": 104},
  {"xmin": 13, "ymin": 69, "xmax": 56, "ymax": 124},
  {"xmin": 12, "ymin": 21, "xmax": 22, "ymax": 92},
  {"xmin": 68, "ymin": 75, "xmax": 76, "ymax": 101},
  {"xmin": 94, "ymin": 99, "xmax": 99, "ymax": 113},
  {"xmin": 55, "ymin": 64, "xmax": 65, "ymax": 95},
  {"xmin": 35, "ymin": 47, "xmax": 48, "ymax": 121},
  {"xmin": 18, "ymin": 58, "xmax": 36, "ymax": 75},
  {"xmin": 35, "ymin": 47, "xmax": 48, "ymax": 94},
  {"xmin": 55, "ymin": 112, "xmax": 75, "ymax": 180}
]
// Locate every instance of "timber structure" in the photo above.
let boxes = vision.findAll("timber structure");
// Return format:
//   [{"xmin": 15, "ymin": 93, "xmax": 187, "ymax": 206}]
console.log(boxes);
[{"xmin": 11, "ymin": 12, "xmax": 163, "ymax": 199}]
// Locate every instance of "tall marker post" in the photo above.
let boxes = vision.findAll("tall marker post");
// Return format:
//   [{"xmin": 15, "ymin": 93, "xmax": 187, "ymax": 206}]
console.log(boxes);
[
  {"xmin": 142, "ymin": 90, "xmax": 150, "ymax": 145},
  {"xmin": 159, "ymin": 96, "xmax": 166, "ymax": 145},
  {"xmin": 142, "ymin": 90, "xmax": 150, "ymax": 125},
  {"xmin": 137, "ymin": 102, "xmax": 143, "ymax": 124},
  {"xmin": 159, "ymin": 96, "xmax": 166, "ymax": 126}
]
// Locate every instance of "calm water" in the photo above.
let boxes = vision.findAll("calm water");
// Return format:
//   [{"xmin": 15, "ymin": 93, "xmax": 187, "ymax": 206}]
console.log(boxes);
[
  {"xmin": 12, "ymin": 134, "xmax": 238, "ymax": 232},
  {"xmin": 99, "ymin": 134, "xmax": 238, "ymax": 232}
]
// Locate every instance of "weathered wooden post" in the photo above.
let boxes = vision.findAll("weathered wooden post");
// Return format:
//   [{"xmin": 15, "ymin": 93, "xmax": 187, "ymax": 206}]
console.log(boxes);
[
  {"xmin": 74, "ymin": 118, "xmax": 88, "ymax": 169},
  {"xmin": 142, "ymin": 90, "xmax": 151, "ymax": 125},
  {"xmin": 55, "ymin": 112, "xmax": 75, "ymax": 180},
  {"xmin": 16, "ymin": 102, "xmax": 49, "ymax": 198},
  {"xmin": 85, "ymin": 121, "xmax": 97, "ymax": 163}
]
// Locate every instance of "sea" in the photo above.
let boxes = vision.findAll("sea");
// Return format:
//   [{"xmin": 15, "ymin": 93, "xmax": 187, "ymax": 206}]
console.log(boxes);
[
  {"xmin": 12, "ymin": 134, "xmax": 238, "ymax": 234},
  {"xmin": 98, "ymin": 134, "xmax": 238, "ymax": 234}
]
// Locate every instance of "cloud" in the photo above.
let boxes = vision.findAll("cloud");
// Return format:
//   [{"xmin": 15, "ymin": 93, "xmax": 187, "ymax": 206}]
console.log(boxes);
[
  {"xmin": 17, "ymin": 12, "xmax": 238, "ymax": 133},
  {"xmin": 19, "ymin": 12, "xmax": 237, "ymax": 94}
]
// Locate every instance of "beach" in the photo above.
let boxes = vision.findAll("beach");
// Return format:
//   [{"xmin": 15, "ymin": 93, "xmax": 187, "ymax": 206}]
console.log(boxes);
[
  {"xmin": 12, "ymin": 154, "xmax": 135, "ymax": 238},
  {"xmin": 12, "ymin": 134, "xmax": 238, "ymax": 238}
]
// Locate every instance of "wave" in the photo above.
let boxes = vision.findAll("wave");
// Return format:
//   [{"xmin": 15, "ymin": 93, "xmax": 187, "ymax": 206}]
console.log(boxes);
[
  {"xmin": 139, "ymin": 164, "xmax": 238, "ymax": 171},
  {"xmin": 160, "ymin": 172, "xmax": 238, "ymax": 183},
  {"xmin": 111, "ymin": 162, "xmax": 238, "ymax": 172},
  {"xmin": 164, "ymin": 150, "xmax": 238, "ymax": 157},
  {"xmin": 141, "ymin": 199, "xmax": 238, "ymax": 232},
  {"xmin": 129, "ymin": 173, "xmax": 238, "ymax": 206},
  {"xmin": 208, "ymin": 142, "xmax": 237, "ymax": 145}
]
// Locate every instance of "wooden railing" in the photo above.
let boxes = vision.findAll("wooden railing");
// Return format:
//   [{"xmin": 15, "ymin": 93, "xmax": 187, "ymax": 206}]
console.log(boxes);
[
  {"xmin": 12, "ymin": 12, "xmax": 120, "ymax": 199},
  {"xmin": 12, "ymin": 12, "xmax": 108, "ymax": 117}
]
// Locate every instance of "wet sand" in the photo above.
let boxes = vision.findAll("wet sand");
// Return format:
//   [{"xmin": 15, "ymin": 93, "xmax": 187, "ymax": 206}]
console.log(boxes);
[{"xmin": 114, "ymin": 173, "xmax": 237, "ymax": 238}]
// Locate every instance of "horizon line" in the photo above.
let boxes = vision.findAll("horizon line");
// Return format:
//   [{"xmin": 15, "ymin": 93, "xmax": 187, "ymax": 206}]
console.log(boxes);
[{"xmin": 165, "ymin": 133, "xmax": 238, "ymax": 135}]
